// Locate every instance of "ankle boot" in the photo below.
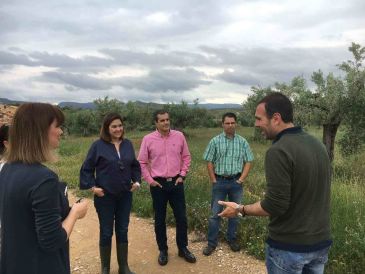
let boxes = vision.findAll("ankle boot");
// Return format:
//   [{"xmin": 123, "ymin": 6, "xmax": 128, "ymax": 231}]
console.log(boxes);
[
  {"xmin": 99, "ymin": 245, "xmax": 111, "ymax": 274},
  {"xmin": 116, "ymin": 242, "xmax": 135, "ymax": 274}
]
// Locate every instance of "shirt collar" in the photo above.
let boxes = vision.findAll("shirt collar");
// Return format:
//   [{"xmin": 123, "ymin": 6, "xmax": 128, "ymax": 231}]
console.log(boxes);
[
  {"xmin": 273, "ymin": 126, "xmax": 302, "ymax": 144},
  {"xmin": 222, "ymin": 131, "xmax": 235, "ymax": 139},
  {"xmin": 155, "ymin": 129, "xmax": 171, "ymax": 138}
]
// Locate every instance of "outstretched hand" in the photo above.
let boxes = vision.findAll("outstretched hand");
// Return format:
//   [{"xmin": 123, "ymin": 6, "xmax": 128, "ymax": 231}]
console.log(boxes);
[{"xmin": 217, "ymin": 201, "xmax": 239, "ymax": 218}]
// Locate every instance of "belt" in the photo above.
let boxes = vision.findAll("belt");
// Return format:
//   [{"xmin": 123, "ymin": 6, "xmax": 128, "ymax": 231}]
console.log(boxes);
[
  {"xmin": 153, "ymin": 175, "xmax": 179, "ymax": 182},
  {"xmin": 215, "ymin": 173, "xmax": 241, "ymax": 180}
]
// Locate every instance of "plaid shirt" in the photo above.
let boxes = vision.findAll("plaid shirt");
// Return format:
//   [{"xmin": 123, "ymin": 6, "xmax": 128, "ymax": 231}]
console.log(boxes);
[{"xmin": 203, "ymin": 132, "xmax": 254, "ymax": 176}]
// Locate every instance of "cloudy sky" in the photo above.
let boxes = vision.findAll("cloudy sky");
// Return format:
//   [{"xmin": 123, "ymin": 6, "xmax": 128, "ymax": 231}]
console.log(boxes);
[{"xmin": 0, "ymin": 0, "xmax": 364, "ymax": 104}]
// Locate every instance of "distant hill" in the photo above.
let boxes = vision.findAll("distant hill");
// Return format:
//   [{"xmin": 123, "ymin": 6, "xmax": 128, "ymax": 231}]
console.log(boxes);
[
  {"xmin": 58, "ymin": 101, "xmax": 242, "ymax": 110},
  {"xmin": 0, "ymin": 98, "xmax": 26, "ymax": 105},
  {"xmin": 58, "ymin": 102, "xmax": 96, "ymax": 109},
  {"xmin": 0, "ymin": 98, "xmax": 242, "ymax": 110}
]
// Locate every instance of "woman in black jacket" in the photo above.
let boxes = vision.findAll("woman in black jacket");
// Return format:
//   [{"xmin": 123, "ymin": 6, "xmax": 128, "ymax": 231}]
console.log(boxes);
[
  {"xmin": 80, "ymin": 113, "xmax": 141, "ymax": 274},
  {"xmin": 0, "ymin": 103, "xmax": 88, "ymax": 274}
]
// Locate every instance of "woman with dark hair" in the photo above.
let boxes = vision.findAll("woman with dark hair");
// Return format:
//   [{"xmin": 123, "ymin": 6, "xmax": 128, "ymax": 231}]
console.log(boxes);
[
  {"xmin": 0, "ymin": 103, "xmax": 88, "ymax": 274},
  {"xmin": 80, "ymin": 113, "xmax": 141, "ymax": 274},
  {"xmin": 0, "ymin": 124, "xmax": 9, "ymax": 171}
]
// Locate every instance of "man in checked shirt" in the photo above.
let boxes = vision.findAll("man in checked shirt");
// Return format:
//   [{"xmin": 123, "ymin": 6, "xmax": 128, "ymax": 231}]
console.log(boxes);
[
  {"xmin": 138, "ymin": 110, "xmax": 196, "ymax": 266},
  {"xmin": 202, "ymin": 112, "xmax": 254, "ymax": 256}
]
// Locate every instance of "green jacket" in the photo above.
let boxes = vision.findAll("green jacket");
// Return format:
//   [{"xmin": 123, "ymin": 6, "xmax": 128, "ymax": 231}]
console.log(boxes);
[{"xmin": 260, "ymin": 127, "xmax": 331, "ymax": 245}]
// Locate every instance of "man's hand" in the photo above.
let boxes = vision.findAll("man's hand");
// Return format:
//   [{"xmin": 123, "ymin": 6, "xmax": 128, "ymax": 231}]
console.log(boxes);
[
  {"xmin": 175, "ymin": 177, "xmax": 184, "ymax": 185},
  {"xmin": 92, "ymin": 187, "xmax": 105, "ymax": 197},
  {"xmin": 217, "ymin": 201, "xmax": 239, "ymax": 218},
  {"xmin": 150, "ymin": 180, "xmax": 162, "ymax": 188}
]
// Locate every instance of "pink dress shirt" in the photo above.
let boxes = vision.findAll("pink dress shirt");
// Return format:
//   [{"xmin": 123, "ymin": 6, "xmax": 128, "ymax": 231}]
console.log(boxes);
[{"xmin": 137, "ymin": 130, "xmax": 191, "ymax": 184}]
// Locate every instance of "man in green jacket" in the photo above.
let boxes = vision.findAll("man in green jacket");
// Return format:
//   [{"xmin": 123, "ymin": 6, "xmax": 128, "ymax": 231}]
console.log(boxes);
[{"xmin": 219, "ymin": 92, "xmax": 332, "ymax": 274}]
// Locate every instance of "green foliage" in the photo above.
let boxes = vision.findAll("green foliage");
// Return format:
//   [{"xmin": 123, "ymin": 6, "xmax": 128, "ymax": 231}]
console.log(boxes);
[
  {"xmin": 241, "ymin": 42, "xmax": 365, "ymax": 161},
  {"xmin": 62, "ymin": 98, "xmax": 216, "ymax": 135},
  {"xmin": 63, "ymin": 109, "xmax": 98, "ymax": 136},
  {"xmin": 338, "ymin": 43, "xmax": 365, "ymax": 156},
  {"xmin": 163, "ymin": 101, "xmax": 215, "ymax": 129},
  {"xmin": 240, "ymin": 86, "xmax": 272, "ymax": 127}
]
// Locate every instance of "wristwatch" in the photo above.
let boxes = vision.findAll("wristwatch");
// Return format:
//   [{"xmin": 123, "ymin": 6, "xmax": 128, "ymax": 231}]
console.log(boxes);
[{"xmin": 235, "ymin": 204, "xmax": 245, "ymax": 217}]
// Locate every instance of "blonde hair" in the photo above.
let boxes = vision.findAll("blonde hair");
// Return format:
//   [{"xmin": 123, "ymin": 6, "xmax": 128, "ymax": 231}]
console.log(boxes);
[{"xmin": 6, "ymin": 103, "xmax": 64, "ymax": 164}]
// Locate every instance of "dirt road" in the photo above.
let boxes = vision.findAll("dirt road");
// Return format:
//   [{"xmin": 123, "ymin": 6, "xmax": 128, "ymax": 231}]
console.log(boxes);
[{"xmin": 69, "ymin": 194, "xmax": 266, "ymax": 274}]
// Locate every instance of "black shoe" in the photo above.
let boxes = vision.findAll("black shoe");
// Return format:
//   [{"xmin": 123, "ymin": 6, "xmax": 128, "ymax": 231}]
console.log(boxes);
[
  {"xmin": 158, "ymin": 250, "xmax": 168, "ymax": 266},
  {"xmin": 178, "ymin": 247, "xmax": 196, "ymax": 263},
  {"xmin": 202, "ymin": 245, "xmax": 216, "ymax": 256},
  {"xmin": 116, "ymin": 243, "xmax": 135, "ymax": 274},
  {"xmin": 228, "ymin": 240, "xmax": 241, "ymax": 252}
]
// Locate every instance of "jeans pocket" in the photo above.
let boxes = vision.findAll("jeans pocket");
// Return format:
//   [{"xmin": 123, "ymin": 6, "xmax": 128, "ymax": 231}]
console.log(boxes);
[{"xmin": 266, "ymin": 246, "xmax": 304, "ymax": 273}]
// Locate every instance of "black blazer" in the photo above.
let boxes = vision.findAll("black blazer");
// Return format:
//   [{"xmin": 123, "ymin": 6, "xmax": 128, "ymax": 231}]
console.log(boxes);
[{"xmin": 0, "ymin": 162, "xmax": 70, "ymax": 274}]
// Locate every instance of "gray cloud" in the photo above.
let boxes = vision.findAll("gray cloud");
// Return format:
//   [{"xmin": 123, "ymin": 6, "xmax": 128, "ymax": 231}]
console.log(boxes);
[
  {"xmin": 117, "ymin": 68, "xmax": 211, "ymax": 92},
  {"xmin": 0, "ymin": 0, "xmax": 364, "ymax": 103},
  {"xmin": 0, "ymin": 51, "xmax": 36, "ymax": 66},
  {"xmin": 39, "ymin": 68, "xmax": 210, "ymax": 92},
  {"xmin": 41, "ymin": 71, "xmax": 111, "ymax": 90},
  {"xmin": 202, "ymin": 46, "xmax": 346, "ymax": 86}
]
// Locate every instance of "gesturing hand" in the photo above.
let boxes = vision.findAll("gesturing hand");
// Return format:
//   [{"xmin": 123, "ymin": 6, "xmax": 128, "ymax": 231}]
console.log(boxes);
[{"xmin": 217, "ymin": 201, "xmax": 239, "ymax": 218}]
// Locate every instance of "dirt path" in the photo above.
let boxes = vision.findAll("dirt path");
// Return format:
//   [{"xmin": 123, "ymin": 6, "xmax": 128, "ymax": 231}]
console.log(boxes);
[{"xmin": 69, "ymin": 194, "xmax": 266, "ymax": 274}]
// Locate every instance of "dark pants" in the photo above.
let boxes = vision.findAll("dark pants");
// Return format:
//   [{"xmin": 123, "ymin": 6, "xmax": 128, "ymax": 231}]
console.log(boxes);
[
  {"xmin": 150, "ymin": 178, "xmax": 188, "ymax": 251},
  {"xmin": 94, "ymin": 191, "xmax": 132, "ymax": 247}
]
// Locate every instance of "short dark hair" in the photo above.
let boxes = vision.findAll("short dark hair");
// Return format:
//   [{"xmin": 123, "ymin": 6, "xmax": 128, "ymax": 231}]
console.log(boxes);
[
  {"xmin": 100, "ymin": 113, "xmax": 124, "ymax": 142},
  {"xmin": 154, "ymin": 109, "xmax": 169, "ymax": 122},
  {"xmin": 0, "ymin": 124, "xmax": 9, "ymax": 156},
  {"xmin": 7, "ymin": 103, "xmax": 64, "ymax": 164},
  {"xmin": 222, "ymin": 112, "xmax": 237, "ymax": 123},
  {"xmin": 258, "ymin": 92, "xmax": 293, "ymax": 123}
]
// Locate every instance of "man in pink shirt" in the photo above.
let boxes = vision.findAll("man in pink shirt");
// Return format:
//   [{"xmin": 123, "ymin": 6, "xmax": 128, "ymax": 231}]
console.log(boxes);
[{"xmin": 138, "ymin": 110, "xmax": 196, "ymax": 266}]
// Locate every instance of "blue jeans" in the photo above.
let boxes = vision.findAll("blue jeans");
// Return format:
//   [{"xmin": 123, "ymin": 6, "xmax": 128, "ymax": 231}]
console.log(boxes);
[
  {"xmin": 265, "ymin": 244, "xmax": 330, "ymax": 274},
  {"xmin": 94, "ymin": 191, "xmax": 132, "ymax": 247},
  {"xmin": 207, "ymin": 178, "xmax": 243, "ymax": 247}
]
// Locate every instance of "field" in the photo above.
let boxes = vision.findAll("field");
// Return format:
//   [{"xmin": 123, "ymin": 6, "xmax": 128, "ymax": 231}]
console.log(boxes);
[{"xmin": 49, "ymin": 127, "xmax": 365, "ymax": 274}]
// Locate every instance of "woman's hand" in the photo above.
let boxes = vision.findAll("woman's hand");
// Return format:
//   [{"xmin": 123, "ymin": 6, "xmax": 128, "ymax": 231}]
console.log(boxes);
[
  {"xmin": 130, "ymin": 182, "xmax": 140, "ymax": 192},
  {"xmin": 91, "ymin": 186, "xmax": 105, "ymax": 197},
  {"xmin": 71, "ymin": 199, "xmax": 89, "ymax": 219}
]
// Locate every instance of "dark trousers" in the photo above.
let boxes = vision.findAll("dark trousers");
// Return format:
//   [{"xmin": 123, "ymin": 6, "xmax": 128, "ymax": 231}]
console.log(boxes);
[
  {"xmin": 94, "ymin": 191, "xmax": 132, "ymax": 246},
  {"xmin": 150, "ymin": 178, "xmax": 188, "ymax": 251}
]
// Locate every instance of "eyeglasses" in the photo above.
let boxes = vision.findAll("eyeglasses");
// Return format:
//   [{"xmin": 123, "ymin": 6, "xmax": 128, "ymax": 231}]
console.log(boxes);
[{"xmin": 118, "ymin": 160, "xmax": 125, "ymax": 171}]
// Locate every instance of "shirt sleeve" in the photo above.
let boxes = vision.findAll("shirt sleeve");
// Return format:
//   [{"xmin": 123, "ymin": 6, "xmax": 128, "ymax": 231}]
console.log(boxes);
[
  {"xmin": 79, "ymin": 141, "xmax": 97, "ymax": 189},
  {"xmin": 260, "ymin": 146, "xmax": 292, "ymax": 216},
  {"xmin": 137, "ymin": 136, "xmax": 154, "ymax": 184},
  {"xmin": 203, "ymin": 138, "xmax": 216, "ymax": 162},
  {"xmin": 179, "ymin": 135, "xmax": 191, "ymax": 177},
  {"xmin": 31, "ymin": 177, "xmax": 68, "ymax": 252},
  {"xmin": 242, "ymin": 139, "xmax": 254, "ymax": 162}
]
